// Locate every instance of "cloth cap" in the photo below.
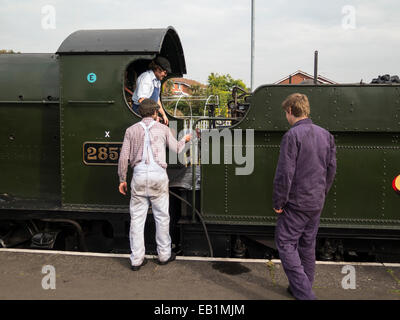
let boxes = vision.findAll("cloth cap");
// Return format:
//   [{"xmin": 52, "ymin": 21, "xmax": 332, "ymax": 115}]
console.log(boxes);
[{"xmin": 154, "ymin": 56, "xmax": 171, "ymax": 73}]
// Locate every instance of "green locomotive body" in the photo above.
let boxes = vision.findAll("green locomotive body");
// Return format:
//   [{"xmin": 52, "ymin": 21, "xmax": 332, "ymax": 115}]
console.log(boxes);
[
  {"xmin": 202, "ymin": 85, "xmax": 400, "ymax": 229},
  {"xmin": 0, "ymin": 27, "xmax": 399, "ymax": 260},
  {"xmin": 0, "ymin": 53, "xmax": 60, "ymax": 206}
]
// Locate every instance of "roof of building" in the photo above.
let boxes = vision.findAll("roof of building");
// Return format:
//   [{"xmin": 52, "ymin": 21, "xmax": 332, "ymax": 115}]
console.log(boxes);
[
  {"xmin": 168, "ymin": 77, "xmax": 207, "ymax": 88},
  {"xmin": 274, "ymin": 70, "xmax": 338, "ymax": 84}
]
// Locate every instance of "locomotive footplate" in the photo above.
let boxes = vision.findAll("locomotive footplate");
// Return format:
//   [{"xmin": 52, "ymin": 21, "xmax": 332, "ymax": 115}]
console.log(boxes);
[{"xmin": 179, "ymin": 221, "xmax": 400, "ymax": 262}]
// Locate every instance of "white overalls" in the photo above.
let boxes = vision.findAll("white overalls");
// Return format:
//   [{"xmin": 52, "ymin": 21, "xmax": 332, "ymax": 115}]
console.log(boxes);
[{"xmin": 129, "ymin": 120, "xmax": 171, "ymax": 266}]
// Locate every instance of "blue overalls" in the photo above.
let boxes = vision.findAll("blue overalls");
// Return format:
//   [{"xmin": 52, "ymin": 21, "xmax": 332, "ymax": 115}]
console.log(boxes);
[
  {"xmin": 132, "ymin": 83, "xmax": 160, "ymax": 114},
  {"xmin": 129, "ymin": 120, "xmax": 171, "ymax": 267}
]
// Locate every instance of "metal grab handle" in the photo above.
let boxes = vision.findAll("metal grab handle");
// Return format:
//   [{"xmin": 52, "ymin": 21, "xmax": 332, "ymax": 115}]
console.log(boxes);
[
  {"xmin": 0, "ymin": 100, "xmax": 59, "ymax": 104},
  {"xmin": 67, "ymin": 100, "xmax": 115, "ymax": 104},
  {"xmin": 190, "ymin": 117, "xmax": 239, "ymax": 220}
]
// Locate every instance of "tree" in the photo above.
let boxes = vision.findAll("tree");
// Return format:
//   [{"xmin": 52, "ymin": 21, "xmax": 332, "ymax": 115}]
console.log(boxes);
[
  {"xmin": 163, "ymin": 79, "xmax": 174, "ymax": 96},
  {"xmin": 0, "ymin": 49, "xmax": 20, "ymax": 54},
  {"xmin": 207, "ymin": 73, "xmax": 248, "ymax": 92},
  {"xmin": 161, "ymin": 74, "xmax": 249, "ymax": 118},
  {"xmin": 206, "ymin": 73, "xmax": 249, "ymax": 117},
  {"xmin": 162, "ymin": 80, "xmax": 208, "ymax": 117}
]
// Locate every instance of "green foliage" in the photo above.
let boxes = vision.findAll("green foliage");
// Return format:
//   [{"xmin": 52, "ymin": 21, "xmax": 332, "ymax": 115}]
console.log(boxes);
[
  {"xmin": 0, "ymin": 49, "xmax": 20, "ymax": 54},
  {"xmin": 207, "ymin": 73, "xmax": 248, "ymax": 92},
  {"xmin": 190, "ymin": 84, "xmax": 207, "ymax": 97},
  {"xmin": 162, "ymin": 73, "xmax": 248, "ymax": 118},
  {"xmin": 164, "ymin": 98, "xmax": 206, "ymax": 117},
  {"xmin": 206, "ymin": 73, "xmax": 249, "ymax": 116},
  {"xmin": 163, "ymin": 79, "xmax": 174, "ymax": 96},
  {"xmin": 162, "ymin": 80, "xmax": 207, "ymax": 116}
]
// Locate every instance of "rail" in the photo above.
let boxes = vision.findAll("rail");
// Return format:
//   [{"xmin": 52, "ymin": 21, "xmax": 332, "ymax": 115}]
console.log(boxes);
[
  {"xmin": 68, "ymin": 100, "xmax": 115, "ymax": 104},
  {"xmin": 0, "ymin": 100, "xmax": 59, "ymax": 104}
]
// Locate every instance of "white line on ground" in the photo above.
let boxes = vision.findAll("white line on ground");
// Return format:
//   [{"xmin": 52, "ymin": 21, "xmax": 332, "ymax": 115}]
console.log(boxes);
[{"xmin": 1, "ymin": 248, "xmax": 399, "ymax": 267}]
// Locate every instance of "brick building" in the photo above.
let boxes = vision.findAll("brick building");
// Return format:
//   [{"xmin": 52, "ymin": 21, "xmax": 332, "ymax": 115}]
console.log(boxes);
[
  {"xmin": 165, "ymin": 78, "xmax": 207, "ymax": 96},
  {"xmin": 274, "ymin": 70, "xmax": 337, "ymax": 85}
]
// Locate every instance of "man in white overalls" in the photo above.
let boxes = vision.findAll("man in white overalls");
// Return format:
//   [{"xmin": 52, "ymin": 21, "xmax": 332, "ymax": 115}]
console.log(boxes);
[{"xmin": 118, "ymin": 99, "xmax": 191, "ymax": 271}]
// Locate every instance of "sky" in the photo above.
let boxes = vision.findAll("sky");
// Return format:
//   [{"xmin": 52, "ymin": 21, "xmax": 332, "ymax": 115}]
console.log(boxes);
[{"xmin": 0, "ymin": 0, "xmax": 399, "ymax": 89}]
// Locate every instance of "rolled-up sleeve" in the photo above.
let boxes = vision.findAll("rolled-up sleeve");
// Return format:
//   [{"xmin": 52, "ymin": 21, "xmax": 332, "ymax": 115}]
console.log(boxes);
[
  {"xmin": 118, "ymin": 129, "xmax": 131, "ymax": 183},
  {"xmin": 273, "ymin": 132, "xmax": 298, "ymax": 209},
  {"xmin": 135, "ymin": 73, "xmax": 153, "ymax": 100}
]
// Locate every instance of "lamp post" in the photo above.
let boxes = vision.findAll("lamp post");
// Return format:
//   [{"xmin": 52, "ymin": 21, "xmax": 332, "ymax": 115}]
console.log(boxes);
[{"xmin": 251, "ymin": 0, "xmax": 255, "ymax": 91}]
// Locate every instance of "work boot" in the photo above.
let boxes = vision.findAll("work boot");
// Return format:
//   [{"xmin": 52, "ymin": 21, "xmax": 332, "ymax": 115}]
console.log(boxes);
[
  {"xmin": 287, "ymin": 286, "xmax": 295, "ymax": 298},
  {"xmin": 131, "ymin": 258, "xmax": 148, "ymax": 271},
  {"xmin": 156, "ymin": 252, "xmax": 176, "ymax": 265}
]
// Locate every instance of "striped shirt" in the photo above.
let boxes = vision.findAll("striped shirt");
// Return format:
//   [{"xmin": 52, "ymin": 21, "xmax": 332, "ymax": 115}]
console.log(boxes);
[{"xmin": 118, "ymin": 117, "xmax": 186, "ymax": 183}]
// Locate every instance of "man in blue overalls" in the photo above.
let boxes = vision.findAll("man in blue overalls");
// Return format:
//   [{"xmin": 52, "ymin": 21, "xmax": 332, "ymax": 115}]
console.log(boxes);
[
  {"xmin": 132, "ymin": 56, "xmax": 170, "ymax": 125},
  {"xmin": 273, "ymin": 93, "xmax": 336, "ymax": 300}
]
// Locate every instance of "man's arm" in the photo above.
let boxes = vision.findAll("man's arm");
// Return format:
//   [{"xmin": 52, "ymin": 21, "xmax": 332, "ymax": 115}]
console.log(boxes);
[
  {"xmin": 325, "ymin": 134, "xmax": 337, "ymax": 195},
  {"xmin": 166, "ymin": 127, "xmax": 191, "ymax": 154},
  {"xmin": 118, "ymin": 129, "xmax": 131, "ymax": 195},
  {"xmin": 272, "ymin": 132, "xmax": 298, "ymax": 211},
  {"xmin": 134, "ymin": 73, "xmax": 152, "ymax": 102},
  {"xmin": 158, "ymin": 98, "xmax": 169, "ymax": 125}
]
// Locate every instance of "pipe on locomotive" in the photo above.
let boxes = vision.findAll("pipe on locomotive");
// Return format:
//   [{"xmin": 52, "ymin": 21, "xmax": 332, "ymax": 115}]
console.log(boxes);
[
  {"xmin": 187, "ymin": 117, "xmax": 240, "ymax": 257},
  {"xmin": 314, "ymin": 50, "xmax": 318, "ymax": 84},
  {"xmin": 168, "ymin": 190, "xmax": 214, "ymax": 257},
  {"xmin": 41, "ymin": 219, "xmax": 88, "ymax": 252}
]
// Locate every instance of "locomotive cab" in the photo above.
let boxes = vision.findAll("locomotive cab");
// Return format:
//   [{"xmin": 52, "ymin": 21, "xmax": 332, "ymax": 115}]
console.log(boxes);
[
  {"xmin": 56, "ymin": 27, "xmax": 187, "ymax": 208},
  {"xmin": 123, "ymin": 58, "xmax": 152, "ymax": 113}
]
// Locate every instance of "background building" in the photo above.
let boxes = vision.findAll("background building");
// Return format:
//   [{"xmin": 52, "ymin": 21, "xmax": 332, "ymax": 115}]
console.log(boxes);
[
  {"xmin": 274, "ymin": 70, "xmax": 337, "ymax": 85},
  {"xmin": 166, "ymin": 77, "xmax": 207, "ymax": 96}
]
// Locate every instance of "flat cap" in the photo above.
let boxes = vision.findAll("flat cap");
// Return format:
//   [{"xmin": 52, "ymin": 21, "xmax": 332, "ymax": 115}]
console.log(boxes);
[{"xmin": 154, "ymin": 56, "xmax": 171, "ymax": 73}]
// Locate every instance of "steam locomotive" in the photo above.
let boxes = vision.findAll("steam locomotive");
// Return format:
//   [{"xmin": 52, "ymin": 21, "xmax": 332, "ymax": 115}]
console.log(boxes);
[{"xmin": 1, "ymin": 27, "xmax": 399, "ymax": 261}]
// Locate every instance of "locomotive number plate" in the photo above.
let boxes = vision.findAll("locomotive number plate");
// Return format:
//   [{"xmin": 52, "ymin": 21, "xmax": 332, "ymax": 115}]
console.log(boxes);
[{"xmin": 83, "ymin": 142, "xmax": 123, "ymax": 165}]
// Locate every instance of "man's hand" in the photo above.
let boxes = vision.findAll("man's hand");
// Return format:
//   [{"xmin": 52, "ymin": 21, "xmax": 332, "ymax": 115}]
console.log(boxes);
[
  {"xmin": 162, "ymin": 114, "xmax": 169, "ymax": 126},
  {"xmin": 184, "ymin": 134, "xmax": 192, "ymax": 142},
  {"xmin": 273, "ymin": 208, "xmax": 283, "ymax": 214},
  {"xmin": 119, "ymin": 182, "xmax": 128, "ymax": 195},
  {"xmin": 157, "ymin": 101, "xmax": 169, "ymax": 126}
]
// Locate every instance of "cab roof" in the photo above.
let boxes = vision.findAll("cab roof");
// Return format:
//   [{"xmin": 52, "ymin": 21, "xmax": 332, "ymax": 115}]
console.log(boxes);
[{"xmin": 56, "ymin": 26, "xmax": 186, "ymax": 74}]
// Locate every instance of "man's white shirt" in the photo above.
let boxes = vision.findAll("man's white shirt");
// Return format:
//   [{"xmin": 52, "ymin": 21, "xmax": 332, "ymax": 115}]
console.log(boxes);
[{"xmin": 132, "ymin": 70, "xmax": 161, "ymax": 104}]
